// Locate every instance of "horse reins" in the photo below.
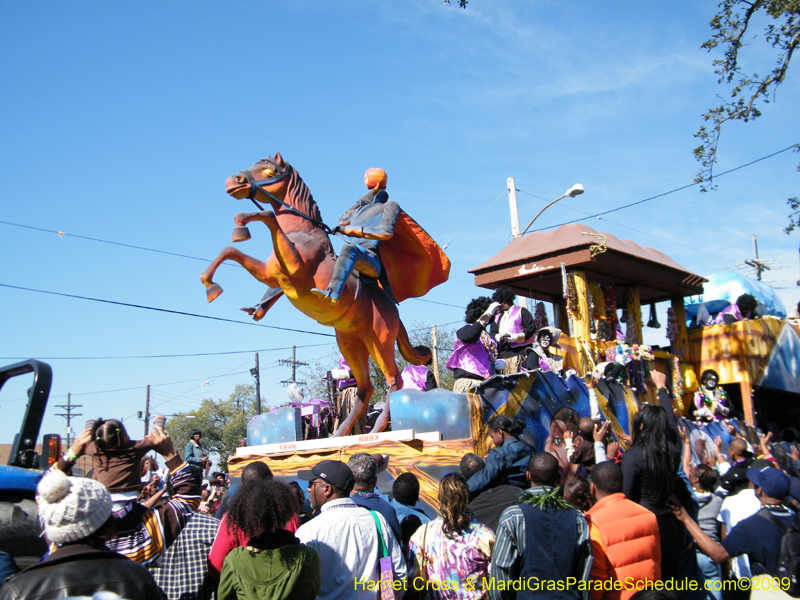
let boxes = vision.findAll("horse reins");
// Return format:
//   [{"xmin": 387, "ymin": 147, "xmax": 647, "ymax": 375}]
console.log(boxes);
[{"xmin": 238, "ymin": 164, "xmax": 332, "ymax": 233}]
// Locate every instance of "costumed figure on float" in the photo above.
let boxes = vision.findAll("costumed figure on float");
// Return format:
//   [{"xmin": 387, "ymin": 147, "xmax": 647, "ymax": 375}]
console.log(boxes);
[
  {"xmin": 400, "ymin": 363, "xmax": 436, "ymax": 392},
  {"xmin": 330, "ymin": 355, "xmax": 367, "ymax": 435},
  {"xmin": 523, "ymin": 326, "xmax": 564, "ymax": 374},
  {"xmin": 693, "ymin": 369, "xmax": 729, "ymax": 423},
  {"xmin": 487, "ymin": 286, "xmax": 535, "ymax": 374},
  {"xmin": 713, "ymin": 293, "xmax": 758, "ymax": 325},
  {"xmin": 446, "ymin": 296, "xmax": 505, "ymax": 394},
  {"xmin": 200, "ymin": 154, "xmax": 449, "ymax": 436}
]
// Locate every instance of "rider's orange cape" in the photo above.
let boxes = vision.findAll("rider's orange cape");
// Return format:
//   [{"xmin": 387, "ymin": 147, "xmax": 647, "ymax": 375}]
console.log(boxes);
[{"xmin": 380, "ymin": 210, "xmax": 451, "ymax": 303}]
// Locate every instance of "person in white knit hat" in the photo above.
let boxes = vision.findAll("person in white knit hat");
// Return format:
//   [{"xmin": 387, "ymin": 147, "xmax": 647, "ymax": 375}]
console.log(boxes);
[{"xmin": 0, "ymin": 470, "xmax": 165, "ymax": 600}]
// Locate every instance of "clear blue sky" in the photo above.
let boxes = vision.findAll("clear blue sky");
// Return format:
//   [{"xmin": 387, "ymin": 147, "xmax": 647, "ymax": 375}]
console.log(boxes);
[{"xmin": 1, "ymin": 1, "xmax": 797, "ymax": 443}]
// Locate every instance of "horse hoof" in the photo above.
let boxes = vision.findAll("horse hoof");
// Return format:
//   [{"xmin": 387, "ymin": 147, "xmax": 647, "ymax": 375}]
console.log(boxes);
[
  {"xmin": 232, "ymin": 226, "xmax": 251, "ymax": 242},
  {"xmin": 206, "ymin": 283, "xmax": 223, "ymax": 302}
]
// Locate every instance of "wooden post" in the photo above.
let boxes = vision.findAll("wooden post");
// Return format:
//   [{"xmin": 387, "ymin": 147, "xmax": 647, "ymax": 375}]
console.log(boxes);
[
  {"xmin": 741, "ymin": 374, "xmax": 755, "ymax": 426},
  {"xmin": 431, "ymin": 325, "xmax": 440, "ymax": 387},
  {"xmin": 255, "ymin": 352, "xmax": 261, "ymax": 415},
  {"xmin": 144, "ymin": 385, "xmax": 150, "ymax": 437},
  {"xmin": 670, "ymin": 297, "xmax": 692, "ymax": 362},
  {"xmin": 571, "ymin": 271, "xmax": 592, "ymax": 373},
  {"xmin": 625, "ymin": 287, "xmax": 643, "ymax": 344}
]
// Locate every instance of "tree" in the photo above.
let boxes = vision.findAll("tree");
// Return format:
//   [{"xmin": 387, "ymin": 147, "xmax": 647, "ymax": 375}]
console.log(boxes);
[
  {"xmin": 300, "ymin": 320, "xmax": 457, "ymax": 406},
  {"xmin": 165, "ymin": 383, "xmax": 261, "ymax": 472},
  {"xmin": 694, "ymin": 0, "xmax": 799, "ymax": 230}
]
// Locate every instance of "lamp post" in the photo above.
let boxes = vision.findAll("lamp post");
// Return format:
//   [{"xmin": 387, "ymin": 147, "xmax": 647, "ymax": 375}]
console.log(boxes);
[{"xmin": 520, "ymin": 184, "xmax": 584, "ymax": 235}]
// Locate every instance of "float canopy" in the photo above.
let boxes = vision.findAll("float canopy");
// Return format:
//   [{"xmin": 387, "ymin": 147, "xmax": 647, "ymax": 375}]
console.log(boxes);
[{"xmin": 469, "ymin": 223, "xmax": 706, "ymax": 303}]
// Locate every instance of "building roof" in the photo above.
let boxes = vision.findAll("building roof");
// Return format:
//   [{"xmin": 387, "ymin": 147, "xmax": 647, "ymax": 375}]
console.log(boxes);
[{"xmin": 468, "ymin": 223, "xmax": 706, "ymax": 303}]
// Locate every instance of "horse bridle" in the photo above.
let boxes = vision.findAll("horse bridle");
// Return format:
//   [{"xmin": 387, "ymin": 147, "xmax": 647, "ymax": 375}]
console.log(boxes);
[{"xmin": 238, "ymin": 160, "xmax": 330, "ymax": 232}]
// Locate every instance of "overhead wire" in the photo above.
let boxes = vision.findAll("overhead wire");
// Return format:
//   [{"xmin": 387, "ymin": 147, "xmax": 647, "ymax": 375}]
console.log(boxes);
[
  {"xmin": 0, "ymin": 283, "xmax": 336, "ymax": 338},
  {"xmin": 525, "ymin": 143, "xmax": 799, "ymax": 234},
  {"xmin": 515, "ymin": 189, "xmax": 740, "ymax": 263}
]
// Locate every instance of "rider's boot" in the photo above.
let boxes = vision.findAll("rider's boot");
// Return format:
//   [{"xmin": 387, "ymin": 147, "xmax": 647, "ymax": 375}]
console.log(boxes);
[
  {"xmin": 311, "ymin": 245, "xmax": 357, "ymax": 304},
  {"xmin": 240, "ymin": 286, "xmax": 283, "ymax": 317}
]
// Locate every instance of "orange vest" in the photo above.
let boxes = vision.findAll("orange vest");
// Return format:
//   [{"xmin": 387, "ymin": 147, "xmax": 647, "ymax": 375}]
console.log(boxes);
[{"xmin": 586, "ymin": 493, "xmax": 661, "ymax": 600}]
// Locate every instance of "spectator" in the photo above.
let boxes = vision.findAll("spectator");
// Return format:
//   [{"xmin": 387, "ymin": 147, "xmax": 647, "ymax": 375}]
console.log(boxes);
[
  {"xmin": 568, "ymin": 417, "xmax": 603, "ymax": 476},
  {"xmin": 217, "ymin": 480, "xmax": 320, "ymax": 600},
  {"xmin": 348, "ymin": 452, "xmax": 403, "ymax": 544},
  {"xmin": 621, "ymin": 372, "xmax": 690, "ymax": 582},
  {"xmin": 679, "ymin": 427, "xmax": 724, "ymax": 600},
  {"xmin": 59, "ymin": 418, "xmax": 201, "ymax": 566},
  {"xmin": 154, "ymin": 512, "xmax": 220, "ymax": 600},
  {"xmin": 295, "ymin": 460, "xmax": 407, "ymax": 600},
  {"xmin": 390, "ymin": 472, "xmax": 431, "ymax": 525},
  {"xmin": 0, "ymin": 470, "xmax": 165, "ymax": 600},
  {"xmin": 408, "ymin": 473, "xmax": 495, "ymax": 599},
  {"xmin": 84, "ymin": 418, "xmax": 155, "ymax": 499},
  {"xmin": 716, "ymin": 458, "xmax": 775, "ymax": 593},
  {"xmin": 719, "ymin": 439, "xmax": 754, "ymax": 490},
  {"xmin": 489, "ymin": 453, "xmax": 593, "ymax": 600},
  {"xmin": 586, "ymin": 460, "xmax": 661, "ymax": 600},
  {"xmin": 468, "ymin": 415, "xmax": 535, "ymax": 496},
  {"xmin": 460, "ymin": 453, "xmax": 520, "ymax": 532},
  {"xmin": 207, "ymin": 460, "xmax": 300, "ymax": 583},
  {"xmin": 564, "ymin": 475, "xmax": 594, "ymax": 512},
  {"xmin": 671, "ymin": 465, "xmax": 796, "ymax": 595},
  {"xmin": 184, "ymin": 429, "xmax": 208, "ymax": 476}
]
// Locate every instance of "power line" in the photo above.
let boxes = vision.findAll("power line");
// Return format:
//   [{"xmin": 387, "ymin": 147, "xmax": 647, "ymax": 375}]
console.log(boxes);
[
  {"xmin": 0, "ymin": 220, "xmax": 242, "ymax": 266},
  {"xmin": 442, "ymin": 190, "xmax": 507, "ymax": 249},
  {"xmin": 0, "ymin": 343, "xmax": 333, "ymax": 361},
  {"xmin": 526, "ymin": 143, "xmax": 799, "ymax": 234},
  {"xmin": 0, "ymin": 283, "xmax": 336, "ymax": 338},
  {"xmin": 515, "ymin": 189, "xmax": 740, "ymax": 263}
]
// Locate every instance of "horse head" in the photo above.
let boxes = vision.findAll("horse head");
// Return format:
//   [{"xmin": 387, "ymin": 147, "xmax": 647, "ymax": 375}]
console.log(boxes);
[{"xmin": 225, "ymin": 152, "xmax": 323, "ymax": 226}]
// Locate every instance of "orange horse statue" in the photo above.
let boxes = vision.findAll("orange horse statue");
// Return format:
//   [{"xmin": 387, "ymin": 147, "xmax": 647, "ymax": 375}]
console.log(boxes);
[{"xmin": 200, "ymin": 153, "xmax": 450, "ymax": 435}]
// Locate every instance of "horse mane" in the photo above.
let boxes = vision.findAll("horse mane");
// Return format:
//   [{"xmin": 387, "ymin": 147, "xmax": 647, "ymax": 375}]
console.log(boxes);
[{"xmin": 284, "ymin": 165, "xmax": 323, "ymax": 225}]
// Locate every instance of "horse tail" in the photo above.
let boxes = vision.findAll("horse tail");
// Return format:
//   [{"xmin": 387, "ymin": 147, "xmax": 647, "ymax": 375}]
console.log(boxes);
[{"xmin": 396, "ymin": 320, "xmax": 432, "ymax": 366}]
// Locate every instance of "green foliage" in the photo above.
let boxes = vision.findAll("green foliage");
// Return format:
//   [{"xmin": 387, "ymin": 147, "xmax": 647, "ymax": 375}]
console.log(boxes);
[
  {"xmin": 300, "ymin": 320, "xmax": 457, "ymax": 406},
  {"xmin": 165, "ymin": 383, "xmax": 261, "ymax": 472},
  {"xmin": 519, "ymin": 488, "xmax": 573, "ymax": 511},
  {"xmin": 443, "ymin": 0, "xmax": 469, "ymax": 7},
  {"xmin": 695, "ymin": 0, "xmax": 799, "ymax": 228}
]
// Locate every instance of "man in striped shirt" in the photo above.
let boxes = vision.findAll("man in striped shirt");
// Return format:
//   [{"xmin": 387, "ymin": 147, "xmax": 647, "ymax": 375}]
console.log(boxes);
[{"xmin": 488, "ymin": 453, "xmax": 593, "ymax": 600}]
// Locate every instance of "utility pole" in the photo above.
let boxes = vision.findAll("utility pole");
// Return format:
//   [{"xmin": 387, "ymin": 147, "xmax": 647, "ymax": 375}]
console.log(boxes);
[
  {"xmin": 278, "ymin": 345, "xmax": 307, "ymax": 386},
  {"xmin": 251, "ymin": 352, "xmax": 262, "ymax": 414},
  {"xmin": 55, "ymin": 393, "xmax": 82, "ymax": 449},
  {"xmin": 743, "ymin": 234, "xmax": 771, "ymax": 281},
  {"xmin": 431, "ymin": 325, "xmax": 440, "ymax": 387},
  {"xmin": 508, "ymin": 177, "xmax": 521, "ymax": 239},
  {"xmin": 143, "ymin": 385, "xmax": 150, "ymax": 437}
]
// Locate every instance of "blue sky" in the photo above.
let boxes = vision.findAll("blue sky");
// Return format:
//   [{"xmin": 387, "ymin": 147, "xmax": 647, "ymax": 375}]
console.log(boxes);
[{"xmin": 1, "ymin": 1, "xmax": 798, "ymax": 444}]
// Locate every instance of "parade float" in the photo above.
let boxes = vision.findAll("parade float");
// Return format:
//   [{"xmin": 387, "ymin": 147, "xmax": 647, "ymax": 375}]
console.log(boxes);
[{"xmin": 210, "ymin": 157, "xmax": 796, "ymax": 513}]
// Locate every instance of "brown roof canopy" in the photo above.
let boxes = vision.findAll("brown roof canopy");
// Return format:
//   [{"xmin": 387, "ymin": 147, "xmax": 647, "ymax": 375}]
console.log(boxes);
[{"xmin": 469, "ymin": 223, "xmax": 706, "ymax": 304}]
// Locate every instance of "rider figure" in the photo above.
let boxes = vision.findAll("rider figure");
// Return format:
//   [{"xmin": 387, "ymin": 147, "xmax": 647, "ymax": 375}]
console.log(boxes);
[{"xmin": 311, "ymin": 168, "xmax": 400, "ymax": 305}]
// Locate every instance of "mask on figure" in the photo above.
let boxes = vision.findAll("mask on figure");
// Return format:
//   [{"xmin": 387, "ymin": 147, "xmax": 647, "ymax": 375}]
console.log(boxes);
[
  {"xmin": 704, "ymin": 375, "xmax": 718, "ymax": 391},
  {"xmin": 540, "ymin": 334, "xmax": 551, "ymax": 349}
]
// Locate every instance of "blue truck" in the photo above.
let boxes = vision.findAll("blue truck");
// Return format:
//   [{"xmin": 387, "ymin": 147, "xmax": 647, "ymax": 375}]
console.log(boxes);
[{"xmin": 0, "ymin": 360, "xmax": 61, "ymax": 564}]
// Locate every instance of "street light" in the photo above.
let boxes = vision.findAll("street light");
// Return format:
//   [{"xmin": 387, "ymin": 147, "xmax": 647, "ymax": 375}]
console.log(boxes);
[{"xmin": 520, "ymin": 184, "xmax": 584, "ymax": 235}]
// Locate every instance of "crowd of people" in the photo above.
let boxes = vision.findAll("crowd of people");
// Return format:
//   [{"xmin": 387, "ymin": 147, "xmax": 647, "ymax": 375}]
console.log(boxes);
[{"xmin": 1, "ymin": 381, "xmax": 799, "ymax": 600}]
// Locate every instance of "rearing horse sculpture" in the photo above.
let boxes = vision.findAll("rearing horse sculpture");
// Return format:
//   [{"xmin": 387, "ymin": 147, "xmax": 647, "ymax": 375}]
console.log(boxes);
[{"xmin": 200, "ymin": 153, "xmax": 450, "ymax": 436}]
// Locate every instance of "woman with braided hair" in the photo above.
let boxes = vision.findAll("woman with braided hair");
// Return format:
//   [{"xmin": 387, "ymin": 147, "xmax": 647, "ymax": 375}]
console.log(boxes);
[{"xmin": 408, "ymin": 473, "xmax": 494, "ymax": 599}]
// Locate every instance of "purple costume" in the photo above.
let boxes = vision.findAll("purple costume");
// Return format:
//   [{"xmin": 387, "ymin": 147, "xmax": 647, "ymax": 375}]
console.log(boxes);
[
  {"xmin": 337, "ymin": 355, "xmax": 356, "ymax": 389},
  {"xmin": 446, "ymin": 336, "xmax": 497, "ymax": 379},
  {"xmin": 401, "ymin": 365, "xmax": 431, "ymax": 391},
  {"xmin": 495, "ymin": 305, "xmax": 535, "ymax": 348}
]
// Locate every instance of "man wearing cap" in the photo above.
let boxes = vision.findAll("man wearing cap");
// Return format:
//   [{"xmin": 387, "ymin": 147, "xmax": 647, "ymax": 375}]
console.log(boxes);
[
  {"xmin": 671, "ymin": 465, "xmax": 797, "ymax": 597},
  {"xmin": 0, "ymin": 470, "xmax": 164, "ymax": 600},
  {"xmin": 295, "ymin": 460, "xmax": 407, "ymax": 600}
]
